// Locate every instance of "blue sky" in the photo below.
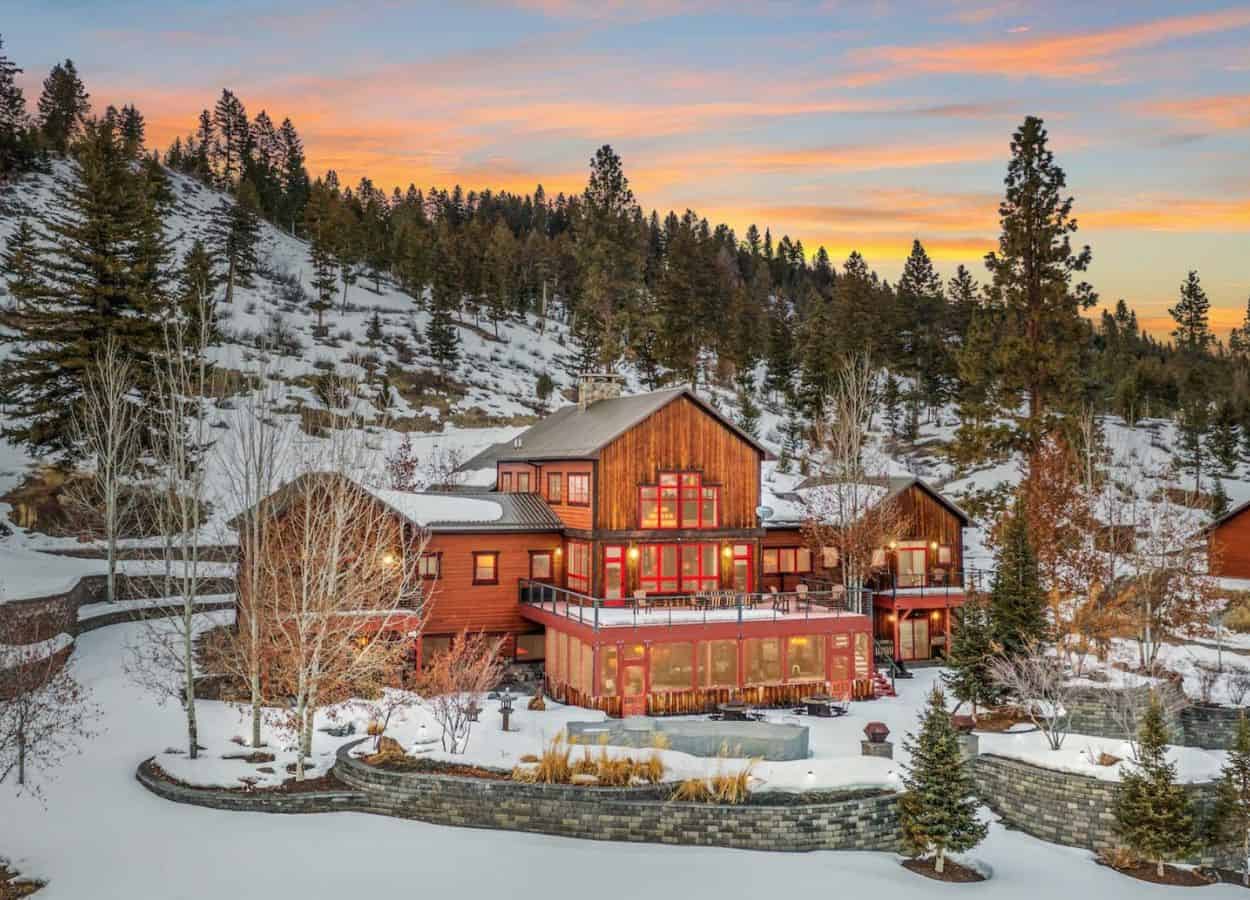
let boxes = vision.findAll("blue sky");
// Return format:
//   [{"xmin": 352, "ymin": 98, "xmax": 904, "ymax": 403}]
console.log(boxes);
[{"xmin": 7, "ymin": 1, "xmax": 1249, "ymax": 334}]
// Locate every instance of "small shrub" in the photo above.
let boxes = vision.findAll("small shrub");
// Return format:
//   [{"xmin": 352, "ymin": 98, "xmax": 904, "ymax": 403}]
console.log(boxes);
[
  {"xmin": 1228, "ymin": 668, "xmax": 1250, "ymax": 705},
  {"xmin": 595, "ymin": 747, "xmax": 633, "ymax": 787},
  {"xmin": 637, "ymin": 751, "xmax": 666, "ymax": 785},
  {"xmin": 1096, "ymin": 846, "xmax": 1139, "ymax": 871},
  {"xmin": 671, "ymin": 778, "xmax": 713, "ymax": 803},
  {"xmin": 532, "ymin": 734, "xmax": 572, "ymax": 784},
  {"xmin": 710, "ymin": 759, "xmax": 756, "ymax": 805},
  {"xmin": 572, "ymin": 749, "xmax": 597, "ymax": 776}
]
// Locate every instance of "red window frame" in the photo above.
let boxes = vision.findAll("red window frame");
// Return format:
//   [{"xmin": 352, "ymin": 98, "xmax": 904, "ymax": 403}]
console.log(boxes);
[
  {"xmin": 546, "ymin": 472, "xmax": 562, "ymax": 504},
  {"xmin": 603, "ymin": 545, "xmax": 625, "ymax": 600},
  {"xmin": 472, "ymin": 551, "xmax": 499, "ymax": 585},
  {"xmin": 500, "ymin": 472, "xmax": 513, "ymax": 492},
  {"xmin": 640, "ymin": 542, "xmax": 719, "ymax": 594},
  {"xmin": 566, "ymin": 540, "xmax": 590, "ymax": 593},
  {"xmin": 567, "ymin": 473, "xmax": 590, "ymax": 507},
  {"xmin": 638, "ymin": 472, "xmax": 720, "ymax": 529}
]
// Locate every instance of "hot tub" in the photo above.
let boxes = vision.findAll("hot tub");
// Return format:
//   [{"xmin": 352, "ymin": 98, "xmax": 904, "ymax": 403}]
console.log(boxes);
[{"xmin": 566, "ymin": 717, "xmax": 810, "ymax": 761}]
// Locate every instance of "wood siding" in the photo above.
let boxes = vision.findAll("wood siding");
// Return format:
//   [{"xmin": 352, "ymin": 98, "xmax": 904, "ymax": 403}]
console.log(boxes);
[
  {"xmin": 536, "ymin": 460, "xmax": 594, "ymax": 531},
  {"xmin": 595, "ymin": 395, "xmax": 762, "ymax": 531},
  {"xmin": 1211, "ymin": 509, "xmax": 1250, "ymax": 579},
  {"xmin": 893, "ymin": 485, "xmax": 964, "ymax": 567},
  {"xmin": 422, "ymin": 532, "xmax": 562, "ymax": 635},
  {"xmin": 496, "ymin": 462, "xmax": 538, "ymax": 492}
]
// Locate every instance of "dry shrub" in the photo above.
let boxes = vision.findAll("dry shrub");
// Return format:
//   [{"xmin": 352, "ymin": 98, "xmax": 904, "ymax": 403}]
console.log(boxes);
[
  {"xmin": 671, "ymin": 778, "xmax": 713, "ymax": 803},
  {"xmin": 366, "ymin": 721, "xmax": 383, "ymax": 737},
  {"xmin": 637, "ymin": 751, "xmax": 666, "ymax": 785},
  {"xmin": 572, "ymin": 749, "xmax": 598, "ymax": 776},
  {"xmin": 711, "ymin": 759, "xmax": 757, "ymax": 805},
  {"xmin": 595, "ymin": 747, "xmax": 634, "ymax": 787},
  {"xmin": 533, "ymin": 734, "xmax": 572, "ymax": 784},
  {"xmin": 1097, "ymin": 846, "xmax": 1139, "ymax": 871},
  {"xmin": 511, "ymin": 763, "xmax": 539, "ymax": 783}
]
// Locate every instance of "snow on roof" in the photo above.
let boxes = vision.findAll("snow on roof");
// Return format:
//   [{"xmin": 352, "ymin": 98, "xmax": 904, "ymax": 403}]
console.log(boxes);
[
  {"xmin": 363, "ymin": 487, "xmax": 504, "ymax": 526},
  {"xmin": 764, "ymin": 481, "xmax": 891, "ymax": 527}
]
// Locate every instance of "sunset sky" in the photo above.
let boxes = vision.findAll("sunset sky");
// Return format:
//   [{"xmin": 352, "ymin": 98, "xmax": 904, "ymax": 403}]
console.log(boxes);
[{"xmin": 7, "ymin": 1, "xmax": 1249, "ymax": 336}]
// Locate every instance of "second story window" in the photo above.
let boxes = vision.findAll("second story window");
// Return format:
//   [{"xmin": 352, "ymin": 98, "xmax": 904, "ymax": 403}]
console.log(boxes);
[
  {"xmin": 473, "ymin": 551, "xmax": 498, "ymax": 585},
  {"xmin": 640, "ymin": 472, "xmax": 720, "ymax": 529},
  {"xmin": 516, "ymin": 471, "xmax": 530, "ymax": 492},
  {"xmin": 500, "ymin": 472, "xmax": 513, "ymax": 492},
  {"xmin": 547, "ymin": 472, "xmax": 562, "ymax": 503},
  {"xmin": 567, "ymin": 540, "xmax": 590, "ymax": 593},
  {"xmin": 418, "ymin": 554, "xmax": 441, "ymax": 579},
  {"xmin": 568, "ymin": 473, "xmax": 590, "ymax": 506}
]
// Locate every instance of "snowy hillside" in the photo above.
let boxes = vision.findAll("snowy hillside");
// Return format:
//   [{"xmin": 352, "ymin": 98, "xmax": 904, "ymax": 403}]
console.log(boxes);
[{"xmin": 1, "ymin": 161, "xmax": 1248, "ymax": 584}]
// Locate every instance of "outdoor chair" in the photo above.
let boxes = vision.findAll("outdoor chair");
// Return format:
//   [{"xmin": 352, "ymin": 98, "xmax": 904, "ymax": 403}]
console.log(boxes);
[
  {"xmin": 795, "ymin": 583, "xmax": 810, "ymax": 611},
  {"xmin": 633, "ymin": 589, "xmax": 648, "ymax": 613}
]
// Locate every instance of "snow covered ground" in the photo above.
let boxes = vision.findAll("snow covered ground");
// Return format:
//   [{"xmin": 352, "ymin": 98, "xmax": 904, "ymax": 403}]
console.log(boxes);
[{"xmin": 6, "ymin": 614, "xmax": 1247, "ymax": 898}]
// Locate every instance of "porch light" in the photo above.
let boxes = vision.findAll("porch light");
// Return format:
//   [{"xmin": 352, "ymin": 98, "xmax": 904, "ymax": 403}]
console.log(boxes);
[
  {"xmin": 554, "ymin": 547, "xmax": 563, "ymax": 557},
  {"xmin": 628, "ymin": 546, "xmax": 639, "ymax": 561},
  {"xmin": 381, "ymin": 552, "xmax": 398, "ymax": 567},
  {"xmin": 929, "ymin": 541, "xmax": 938, "ymax": 551},
  {"xmin": 722, "ymin": 545, "xmax": 733, "ymax": 557},
  {"xmin": 888, "ymin": 540, "xmax": 897, "ymax": 550}
]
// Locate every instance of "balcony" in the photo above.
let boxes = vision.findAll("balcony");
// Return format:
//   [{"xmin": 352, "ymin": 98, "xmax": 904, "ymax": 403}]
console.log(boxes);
[
  {"xmin": 518, "ymin": 579, "xmax": 871, "ymax": 631},
  {"xmin": 864, "ymin": 566, "xmax": 984, "ymax": 600}
]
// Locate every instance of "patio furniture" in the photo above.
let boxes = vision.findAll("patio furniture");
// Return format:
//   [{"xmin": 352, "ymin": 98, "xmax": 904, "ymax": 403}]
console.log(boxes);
[
  {"xmin": 633, "ymin": 589, "xmax": 648, "ymax": 613},
  {"xmin": 795, "ymin": 583, "xmax": 810, "ymax": 612},
  {"xmin": 800, "ymin": 694, "xmax": 845, "ymax": 718},
  {"xmin": 716, "ymin": 701, "xmax": 752, "ymax": 722}
]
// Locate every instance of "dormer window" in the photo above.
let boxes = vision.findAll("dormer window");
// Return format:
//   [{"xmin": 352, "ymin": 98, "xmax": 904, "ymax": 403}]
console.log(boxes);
[{"xmin": 639, "ymin": 472, "xmax": 719, "ymax": 529}]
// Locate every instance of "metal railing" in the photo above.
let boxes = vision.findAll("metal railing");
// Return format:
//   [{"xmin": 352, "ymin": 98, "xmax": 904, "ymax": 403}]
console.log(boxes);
[
  {"xmin": 518, "ymin": 579, "xmax": 871, "ymax": 631},
  {"xmin": 865, "ymin": 566, "xmax": 986, "ymax": 599}
]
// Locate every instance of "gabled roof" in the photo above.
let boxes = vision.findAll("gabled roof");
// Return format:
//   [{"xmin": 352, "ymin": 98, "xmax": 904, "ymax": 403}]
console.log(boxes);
[
  {"xmin": 1205, "ymin": 496, "xmax": 1250, "ymax": 533},
  {"xmin": 460, "ymin": 386, "xmax": 772, "ymax": 468},
  {"xmin": 764, "ymin": 474, "xmax": 971, "ymax": 529}
]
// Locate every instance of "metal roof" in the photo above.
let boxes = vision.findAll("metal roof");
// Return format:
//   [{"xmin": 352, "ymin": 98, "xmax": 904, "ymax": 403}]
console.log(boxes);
[
  {"xmin": 423, "ymin": 492, "xmax": 565, "ymax": 533},
  {"xmin": 764, "ymin": 474, "xmax": 971, "ymax": 528},
  {"xmin": 460, "ymin": 386, "xmax": 771, "ymax": 469}
]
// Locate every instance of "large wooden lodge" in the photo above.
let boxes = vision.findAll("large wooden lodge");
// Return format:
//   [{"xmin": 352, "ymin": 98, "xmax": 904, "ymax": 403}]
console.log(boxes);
[{"xmin": 244, "ymin": 375, "xmax": 972, "ymax": 716}]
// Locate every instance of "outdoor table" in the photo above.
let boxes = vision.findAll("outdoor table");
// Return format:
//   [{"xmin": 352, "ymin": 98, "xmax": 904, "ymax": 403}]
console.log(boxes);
[
  {"xmin": 716, "ymin": 702, "xmax": 752, "ymax": 721},
  {"xmin": 801, "ymin": 695, "xmax": 835, "ymax": 717}
]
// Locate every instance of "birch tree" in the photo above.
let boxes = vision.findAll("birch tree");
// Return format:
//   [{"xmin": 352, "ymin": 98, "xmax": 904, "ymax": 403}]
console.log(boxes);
[
  {"xmin": 65, "ymin": 335, "xmax": 142, "ymax": 604},
  {"xmin": 215, "ymin": 349, "xmax": 289, "ymax": 748},
  {"xmin": 126, "ymin": 291, "xmax": 215, "ymax": 759}
]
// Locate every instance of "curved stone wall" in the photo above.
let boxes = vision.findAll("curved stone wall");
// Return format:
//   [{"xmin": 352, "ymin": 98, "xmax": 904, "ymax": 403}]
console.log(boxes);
[
  {"xmin": 332, "ymin": 741, "xmax": 901, "ymax": 852},
  {"xmin": 1064, "ymin": 685, "xmax": 1246, "ymax": 751},
  {"xmin": 973, "ymin": 753, "xmax": 1235, "ymax": 867}
]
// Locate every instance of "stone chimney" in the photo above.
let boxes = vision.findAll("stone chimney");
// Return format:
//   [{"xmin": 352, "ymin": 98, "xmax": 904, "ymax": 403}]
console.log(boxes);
[{"xmin": 578, "ymin": 372, "xmax": 624, "ymax": 411}]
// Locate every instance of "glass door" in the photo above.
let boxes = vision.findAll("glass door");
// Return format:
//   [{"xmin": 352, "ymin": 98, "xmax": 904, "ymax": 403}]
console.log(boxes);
[
  {"xmin": 603, "ymin": 545, "xmax": 624, "ymax": 603},
  {"xmin": 731, "ymin": 544, "xmax": 752, "ymax": 592},
  {"xmin": 896, "ymin": 542, "xmax": 927, "ymax": 588}
]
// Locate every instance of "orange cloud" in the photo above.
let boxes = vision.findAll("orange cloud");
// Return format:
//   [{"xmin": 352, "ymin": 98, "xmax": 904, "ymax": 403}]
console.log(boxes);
[
  {"xmin": 1138, "ymin": 93, "xmax": 1250, "ymax": 132},
  {"xmin": 735, "ymin": 140, "xmax": 1002, "ymax": 173},
  {"xmin": 1083, "ymin": 198, "xmax": 1250, "ymax": 232},
  {"xmin": 849, "ymin": 8, "xmax": 1250, "ymax": 81}
]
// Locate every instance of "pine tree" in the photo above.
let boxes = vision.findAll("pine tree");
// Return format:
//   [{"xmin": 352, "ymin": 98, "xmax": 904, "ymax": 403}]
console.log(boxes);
[
  {"xmin": 211, "ymin": 89, "xmax": 249, "ymax": 188},
  {"xmin": 1176, "ymin": 397, "xmax": 1211, "ymax": 494},
  {"xmin": 1, "ymin": 219, "xmax": 44, "ymax": 312},
  {"xmin": 899, "ymin": 687, "xmax": 987, "ymax": 874},
  {"xmin": 989, "ymin": 499, "xmax": 1047, "ymax": 657},
  {"xmin": 427, "ymin": 226, "xmax": 461, "ymax": 380},
  {"xmin": 1211, "ymin": 713, "xmax": 1250, "ymax": 886},
  {"xmin": 1208, "ymin": 399, "xmax": 1241, "ymax": 476},
  {"xmin": 734, "ymin": 369, "xmax": 761, "ymax": 438},
  {"xmin": 36, "ymin": 59, "xmax": 90, "ymax": 154},
  {"xmin": 365, "ymin": 310, "xmax": 384, "ymax": 346},
  {"xmin": 176, "ymin": 239, "xmax": 220, "ymax": 346},
  {"xmin": 1211, "ymin": 478, "xmax": 1230, "ymax": 519},
  {"xmin": 1169, "ymin": 270, "xmax": 1212, "ymax": 353},
  {"xmin": 0, "ymin": 35, "xmax": 35, "ymax": 181},
  {"xmin": 943, "ymin": 595, "xmax": 998, "ymax": 716},
  {"xmin": 961, "ymin": 116, "xmax": 1096, "ymax": 454},
  {"xmin": 1113, "ymin": 691, "xmax": 1194, "ymax": 878},
  {"xmin": 209, "ymin": 177, "xmax": 261, "ymax": 303}
]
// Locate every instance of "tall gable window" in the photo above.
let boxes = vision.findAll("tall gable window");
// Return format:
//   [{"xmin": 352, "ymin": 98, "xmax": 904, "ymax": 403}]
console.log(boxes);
[
  {"xmin": 566, "ymin": 540, "xmax": 590, "ymax": 593},
  {"xmin": 639, "ymin": 472, "xmax": 719, "ymax": 529},
  {"xmin": 516, "ymin": 471, "xmax": 530, "ymax": 492},
  {"xmin": 567, "ymin": 473, "xmax": 590, "ymax": 506},
  {"xmin": 546, "ymin": 472, "xmax": 563, "ymax": 503},
  {"xmin": 500, "ymin": 472, "xmax": 513, "ymax": 492}
]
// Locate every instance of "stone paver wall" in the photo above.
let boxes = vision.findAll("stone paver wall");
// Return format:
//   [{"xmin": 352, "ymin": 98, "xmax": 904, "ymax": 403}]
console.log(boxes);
[
  {"xmin": 334, "ymin": 742, "xmax": 902, "ymax": 851},
  {"xmin": 974, "ymin": 753, "xmax": 1236, "ymax": 867},
  {"xmin": 1063, "ymin": 685, "xmax": 1245, "ymax": 751}
]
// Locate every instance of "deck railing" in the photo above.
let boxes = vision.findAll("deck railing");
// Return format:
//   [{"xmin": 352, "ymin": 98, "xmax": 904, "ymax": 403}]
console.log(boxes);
[
  {"xmin": 518, "ymin": 579, "xmax": 871, "ymax": 631},
  {"xmin": 865, "ymin": 566, "xmax": 987, "ymax": 600}
]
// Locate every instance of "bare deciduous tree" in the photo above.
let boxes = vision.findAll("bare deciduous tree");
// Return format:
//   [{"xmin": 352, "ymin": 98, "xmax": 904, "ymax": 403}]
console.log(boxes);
[
  {"xmin": 802, "ymin": 356, "xmax": 906, "ymax": 611},
  {"xmin": 0, "ymin": 617, "xmax": 99, "ymax": 797},
  {"xmin": 414, "ymin": 629, "xmax": 507, "ymax": 754},
  {"xmin": 251, "ymin": 378, "xmax": 434, "ymax": 778},
  {"xmin": 1105, "ymin": 682, "xmax": 1187, "ymax": 761},
  {"xmin": 988, "ymin": 640, "xmax": 1075, "ymax": 750},
  {"xmin": 126, "ymin": 294, "xmax": 216, "ymax": 759},
  {"xmin": 65, "ymin": 335, "xmax": 142, "ymax": 604},
  {"xmin": 215, "ymin": 348, "xmax": 290, "ymax": 748}
]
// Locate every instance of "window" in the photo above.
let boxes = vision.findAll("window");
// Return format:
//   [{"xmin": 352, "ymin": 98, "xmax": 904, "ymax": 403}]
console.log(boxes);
[
  {"xmin": 580, "ymin": 644, "xmax": 593, "ymax": 697},
  {"xmin": 937, "ymin": 545, "xmax": 953, "ymax": 565},
  {"xmin": 871, "ymin": 548, "xmax": 887, "ymax": 568},
  {"xmin": 567, "ymin": 540, "xmax": 590, "ymax": 593},
  {"xmin": 568, "ymin": 473, "xmax": 590, "ymax": 506},
  {"xmin": 762, "ymin": 547, "xmax": 813, "ymax": 574},
  {"xmin": 529, "ymin": 550, "xmax": 553, "ymax": 581},
  {"xmin": 516, "ymin": 471, "xmax": 530, "ymax": 492},
  {"xmin": 650, "ymin": 642, "xmax": 694, "ymax": 691},
  {"xmin": 546, "ymin": 472, "xmax": 562, "ymax": 503},
  {"xmin": 640, "ymin": 543, "xmax": 719, "ymax": 594},
  {"xmin": 569, "ymin": 638, "xmax": 582, "ymax": 692},
  {"xmin": 744, "ymin": 637, "xmax": 782, "ymax": 684},
  {"xmin": 699, "ymin": 639, "xmax": 738, "ymax": 688},
  {"xmin": 787, "ymin": 636, "xmax": 825, "ymax": 681},
  {"xmin": 516, "ymin": 633, "xmax": 544, "ymax": 662},
  {"xmin": 639, "ymin": 472, "xmax": 719, "ymax": 529},
  {"xmin": 600, "ymin": 645, "xmax": 618, "ymax": 696},
  {"xmin": 417, "ymin": 553, "xmax": 441, "ymax": 579},
  {"xmin": 500, "ymin": 472, "xmax": 513, "ymax": 492},
  {"xmin": 821, "ymin": 546, "xmax": 839, "ymax": 569},
  {"xmin": 472, "ymin": 551, "xmax": 498, "ymax": 585},
  {"xmin": 603, "ymin": 545, "xmax": 624, "ymax": 600}
]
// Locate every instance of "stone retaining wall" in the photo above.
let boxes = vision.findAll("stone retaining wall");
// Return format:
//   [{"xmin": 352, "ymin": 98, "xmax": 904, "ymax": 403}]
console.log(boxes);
[
  {"xmin": 1064, "ymin": 686, "xmax": 1244, "ymax": 751},
  {"xmin": 136, "ymin": 760, "xmax": 369, "ymax": 814},
  {"xmin": 333, "ymin": 741, "xmax": 901, "ymax": 852},
  {"xmin": 973, "ymin": 753, "xmax": 1236, "ymax": 867}
]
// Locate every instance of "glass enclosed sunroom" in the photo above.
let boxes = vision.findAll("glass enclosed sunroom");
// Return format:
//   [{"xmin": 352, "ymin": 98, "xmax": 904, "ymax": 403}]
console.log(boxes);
[{"xmin": 518, "ymin": 582, "xmax": 876, "ymax": 716}]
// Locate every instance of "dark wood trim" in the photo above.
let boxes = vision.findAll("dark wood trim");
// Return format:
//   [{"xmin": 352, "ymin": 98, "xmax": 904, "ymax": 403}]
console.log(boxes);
[
  {"xmin": 567, "ymin": 472, "xmax": 591, "ymax": 507},
  {"xmin": 418, "ymin": 551, "xmax": 442, "ymax": 580},
  {"xmin": 545, "ymin": 471, "xmax": 563, "ymax": 505},
  {"xmin": 528, "ymin": 549, "xmax": 555, "ymax": 582}
]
